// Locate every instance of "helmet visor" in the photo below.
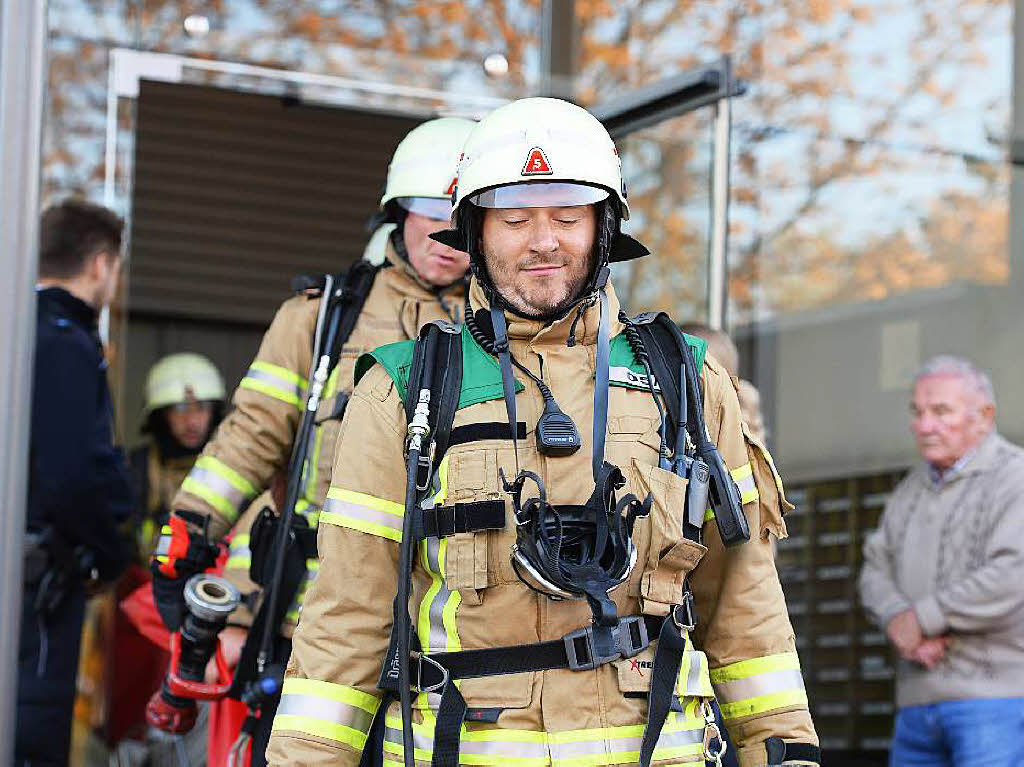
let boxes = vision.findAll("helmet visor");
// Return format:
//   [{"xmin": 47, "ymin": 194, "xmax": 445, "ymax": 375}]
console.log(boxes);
[
  {"xmin": 469, "ymin": 182, "xmax": 609, "ymax": 209},
  {"xmin": 396, "ymin": 196, "xmax": 453, "ymax": 221}
]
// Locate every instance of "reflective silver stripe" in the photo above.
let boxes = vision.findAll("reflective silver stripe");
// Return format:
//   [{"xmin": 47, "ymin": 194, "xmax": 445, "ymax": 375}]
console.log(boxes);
[
  {"xmin": 188, "ymin": 465, "xmax": 252, "ymax": 509},
  {"xmin": 154, "ymin": 536, "xmax": 171, "ymax": 556},
  {"xmin": 277, "ymin": 692, "xmax": 376, "ymax": 733},
  {"xmin": 549, "ymin": 725, "xmax": 703, "ymax": 759},
  {"xmin": 384, "ymin": 727, "xmax": 549, "ymax": 759},
  {"xmin": 734, "ymin": 471, "xmax": 757, "ymax": 499},
  {"xmin": 244, "ymin": 365, "xmax": 305, "ymax": 397},
  {"xmin": 713, "ymin": 667, "xmax": 806, "ymax": 704},
  {"xmin": 424, "ymin": 538, "xmax": 449, "ymax": 653},
  {"xmin": 685, "ymin": 651, "xmax": 704, "ymax": 694},
  {"xmin": 322, "ymin": 497, "xmax": 403, "ymax": 536}
]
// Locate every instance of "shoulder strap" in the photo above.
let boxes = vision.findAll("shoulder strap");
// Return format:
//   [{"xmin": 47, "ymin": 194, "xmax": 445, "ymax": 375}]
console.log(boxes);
[
  {"xmin": 404, "ymin": 320, "xmax": 463, "ymax": 490},
  {"xmin": 324, "ymin": 260, "xmax": 380, "ymax": 364},
  {"xmin": 629, "ymin": 312, "xmax": 693, "ymax": 452},
  {"xmin": 629, "ymin": 313, "xmax": 750, "ymax": 547}
]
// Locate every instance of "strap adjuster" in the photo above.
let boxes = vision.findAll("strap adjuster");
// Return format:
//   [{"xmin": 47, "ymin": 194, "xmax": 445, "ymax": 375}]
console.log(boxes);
[
  {"xmin": 564, "ymin": 623, "xmax": 620, "ymax": 671},
  {"xmin": 564, "ymin": 616, "xmax": 652, "ymax": 671},
  {"xmin": 617, "ymin": 614, "xmax": 649, "ymax": 659}
]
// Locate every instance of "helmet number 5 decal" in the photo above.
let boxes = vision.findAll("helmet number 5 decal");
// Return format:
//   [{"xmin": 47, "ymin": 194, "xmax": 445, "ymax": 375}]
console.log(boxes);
[{"xmin": 521, "ymin": 147, "xmax": 553, "ymax": 176}]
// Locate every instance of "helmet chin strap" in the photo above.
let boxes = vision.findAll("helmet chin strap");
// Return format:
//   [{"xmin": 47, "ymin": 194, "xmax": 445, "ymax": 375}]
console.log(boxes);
[{"xmin": 489, "ymin": 265, "xmax": 611, "ymax": 484}]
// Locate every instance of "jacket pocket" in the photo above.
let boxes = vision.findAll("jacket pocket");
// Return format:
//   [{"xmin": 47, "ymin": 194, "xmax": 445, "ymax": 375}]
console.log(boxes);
[
  {"xmin": 440, "ymin": 448, "xmax": 507, "ymax": 599},
  {"xmin": 631, "ymin": 461, "xmax": 708, "ymax": 616},
  {"xmin": 612, "ymin": 633, "xmax": 714, "ymax": 699},
  {"xmin": 740, "ymin": 421, "xmax": 793, "ymax": 540}
]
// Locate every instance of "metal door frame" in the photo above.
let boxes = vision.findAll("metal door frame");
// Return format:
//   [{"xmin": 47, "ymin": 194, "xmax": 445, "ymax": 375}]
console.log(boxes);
[{"xmin": 592, "ymin": 56, "xmax": 742, "ymax": 330}]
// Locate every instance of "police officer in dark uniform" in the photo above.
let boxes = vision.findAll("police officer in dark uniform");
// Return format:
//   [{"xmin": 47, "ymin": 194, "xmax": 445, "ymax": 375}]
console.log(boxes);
[{"xmin": 17, "ymin": 199, "xmax": 134, "ymax": 767}]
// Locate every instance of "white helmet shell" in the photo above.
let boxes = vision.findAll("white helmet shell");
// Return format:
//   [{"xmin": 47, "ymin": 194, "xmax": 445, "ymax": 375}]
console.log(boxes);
[
  {"xmin": 452, "ymin": 98, "xmax": 628, "ymax": 222},
  {"xmin": 380, "ymin": 117, "xmax": 476, "ymax": 210},
  {"xmin": 144, "ymin": 352, "xmax": 225, "ymax": 414}
]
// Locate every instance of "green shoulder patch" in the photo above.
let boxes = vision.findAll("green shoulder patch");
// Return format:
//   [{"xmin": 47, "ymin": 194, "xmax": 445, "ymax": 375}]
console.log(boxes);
[
  {"xmin": 355, "ymin": 326, "xmax": 523, "ymax": 409},
  {"xmin": 607, "ymin": 331, "xmax": 708, "ymax": 391}
]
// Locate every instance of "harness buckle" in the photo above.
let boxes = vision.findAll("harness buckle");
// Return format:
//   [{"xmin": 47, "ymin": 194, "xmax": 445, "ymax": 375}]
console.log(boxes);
[
  {"xmin": 671, "ymin": 591, "xmax": 697, "ymax": 632},
  {"xmin": 415, "ymin": 440, "xmax": 436, "ymax": 492},
  {"xmin": 411, "ymin": 652, "xmax": 449, "ymax": 694},
  {"xmin": 617, "ymin": 615, "xmax": 649, "ymax": 659},
  {"xmin": 564, "ymin": 623, "xmax": 621, "ymax": 671}
]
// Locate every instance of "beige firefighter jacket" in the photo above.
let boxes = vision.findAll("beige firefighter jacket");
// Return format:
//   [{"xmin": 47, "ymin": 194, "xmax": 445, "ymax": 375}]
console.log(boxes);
[
  {"xmin": 132, "ymin": 444, "xmax": 196, "ymax": 562},
  {"xmin": 267, "ymin": 279, "xmax": 817, "ymax": 767},
  {"xmin": 173, "ymin": 243, "xmax": 465, "ymax": 633}
]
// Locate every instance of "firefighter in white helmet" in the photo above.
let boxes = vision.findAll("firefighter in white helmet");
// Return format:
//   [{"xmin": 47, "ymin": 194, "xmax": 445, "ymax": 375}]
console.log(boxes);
[
  {"xmin": 267, "ymin": 98, "xmax": 818, "ymax": 766},
  {"xmin": 148, "ymin": 117, "xmax": 475, "ymax": 766}
]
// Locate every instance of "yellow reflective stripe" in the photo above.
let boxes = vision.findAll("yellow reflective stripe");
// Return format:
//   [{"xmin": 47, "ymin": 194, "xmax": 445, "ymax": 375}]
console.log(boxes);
[
  {"xmin": 250, "ymin": 360, "xmax": 308, "ymax": 389},
  {"xmin": 717, "ymin": 689, "xmax": 809, "ymax": 720},
  {"xmin": 305, "ymin": 421, "xmax": 325, "ymax": 500},
  {"xmin": 281, "ymin": 678, "xmax": 380, "ymax": 710},
  {"xmin": 710, "ymin": 651, "xmax": 800, "ymax": 683},
  {"xmin": 755, "ymin": 441, "xmax": 786, "ymax": 494},
  {"xmin": 703, "ymin": 507, "xmax": 715, "ymax": 523},
  {"xmin": 322, "ymin": 488, "xmax": 404, "ymax": 542},
  {"xmin": 381, "ymin": 710, "xmax": 705, "ymax": 766},
  {"xmin": 730, "ymin": 462, "xmax": 759, "ymax": 505},
  {"xmin": 711, "ymin": 652, "xmax": 807, "ymax": 719},
  {"xmin": 225, "ymin": 533, "xmax": 251, "ymax": 569},
  {"xmin": 325, "ymin": 365, "xmax": 341, "ymax": 399},
  {"xmin": 181, "ymin": 456, "xmax": 257, "ymax": 521},
  {"xmin": 240, "ymin": 361, "xmax": 308, "ymax": 408},
  {"xmin": 272, "ymin": 679, "xmax": 381, "ymax": 750},
  {"xmin": 286, "ymin": 559, "xmax": 320, "ymax": 624}
]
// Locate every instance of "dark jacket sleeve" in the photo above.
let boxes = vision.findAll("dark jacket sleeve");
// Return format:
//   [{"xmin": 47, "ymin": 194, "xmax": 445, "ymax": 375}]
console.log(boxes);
[{"xmin": 30, "ymin": 330, "xmax": 133, "ymax": 580}]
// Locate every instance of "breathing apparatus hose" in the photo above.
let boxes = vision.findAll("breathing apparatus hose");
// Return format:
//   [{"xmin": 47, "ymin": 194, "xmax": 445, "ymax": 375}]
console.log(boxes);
[
  {"xmin": 397, "ymin": 338, "xmax": 436, "ymax": 767},
  {"xmin": 256, "ymin": 275, "xmax": 338, "ymax": 675}
]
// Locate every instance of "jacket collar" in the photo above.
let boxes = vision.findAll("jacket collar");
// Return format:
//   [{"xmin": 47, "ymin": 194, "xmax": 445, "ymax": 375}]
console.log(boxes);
[
  {"xmin": 36, "ymin": 286, "xmax": 98, "ymax": 329},
  {"xmin": 382, "ymin": 237, "xmax": 467, "ymax": 305},
  {"xmin": 467, "ymin": 277, "xmax": 624, "ymax": 347},
  {"xmin": 920, "ymin": 430, "xmax": 1003, "ymax": 487}
]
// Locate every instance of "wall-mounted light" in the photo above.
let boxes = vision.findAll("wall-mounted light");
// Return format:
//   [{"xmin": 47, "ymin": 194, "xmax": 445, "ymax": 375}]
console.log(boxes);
[
  {"xmin": 483, "ymin": 53, "xmax": 509, "ymax": 78},
  {"xmin": 183, "ymin": 14, "xmax": 210, "ymax": 38}
]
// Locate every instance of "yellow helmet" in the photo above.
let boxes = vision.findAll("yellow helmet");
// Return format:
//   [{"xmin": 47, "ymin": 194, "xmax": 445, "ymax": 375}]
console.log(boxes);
[{"xmin": 144, "ymin": 353, "xmax": 225, "ymax": 414}]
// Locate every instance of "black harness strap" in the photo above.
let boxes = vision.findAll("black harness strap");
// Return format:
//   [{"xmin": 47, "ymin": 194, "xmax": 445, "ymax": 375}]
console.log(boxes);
[
  {"xmin": 448, "ymin": 421, "xmax": 526, "ymax": 448},
  {"xmin": 416, "ymin": 500, "xmax": 505, "ymax": 539}
]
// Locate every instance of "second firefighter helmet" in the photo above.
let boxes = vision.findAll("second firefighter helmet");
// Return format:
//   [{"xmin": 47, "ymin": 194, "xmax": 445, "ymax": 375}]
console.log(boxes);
[
  {"xmin": 144, "ymin": 352, "xmax": 225, "ymax": 415},
  {"xmin": 380, "ymin": 117, "xmax": 476, "ymax": 223}
]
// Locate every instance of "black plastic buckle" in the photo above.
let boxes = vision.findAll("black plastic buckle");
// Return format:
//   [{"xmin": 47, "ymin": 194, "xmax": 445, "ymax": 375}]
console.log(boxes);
[
  {"xmin": 564, "ymin": 623, "xmax": 622, "ymax": 671},
  {"xmin": 617, "ymin": 615, "xmax": 649, "ymax": 659}
]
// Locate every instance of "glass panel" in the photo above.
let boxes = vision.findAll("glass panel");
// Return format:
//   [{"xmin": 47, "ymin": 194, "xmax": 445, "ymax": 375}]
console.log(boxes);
[{"xmin": 612, "ymin": 109, "xmax": 714, "ymax": 323}]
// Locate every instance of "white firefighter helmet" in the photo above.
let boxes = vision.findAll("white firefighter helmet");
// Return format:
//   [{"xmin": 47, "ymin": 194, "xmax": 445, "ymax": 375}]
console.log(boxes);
[
  {"xmin": 380, "ymin": 117, "xmax": 476, "ymax": 220},
  {"xmin": 451, "ymin": 97, "xmax": 629, "ymax": 224},
  {"xmin": 144, "ymin": 353, "xmax": 225, "ymax": 414}
]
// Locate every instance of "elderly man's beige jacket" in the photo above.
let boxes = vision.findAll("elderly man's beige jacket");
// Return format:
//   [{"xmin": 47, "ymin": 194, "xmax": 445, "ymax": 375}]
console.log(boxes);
[{"xmin": 860, "ymin": 432, "xmax": 1024, "ymax": 708}]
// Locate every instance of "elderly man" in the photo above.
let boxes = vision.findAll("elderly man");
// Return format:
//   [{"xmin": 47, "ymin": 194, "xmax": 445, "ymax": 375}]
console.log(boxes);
[{"xmin": 859, "ymin": 355, "xmax": 1024, "ymax": 766}]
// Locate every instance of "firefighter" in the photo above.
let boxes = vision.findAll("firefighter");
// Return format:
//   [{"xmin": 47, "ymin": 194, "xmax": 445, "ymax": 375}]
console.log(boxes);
[
  {"xmin": 149, "ymin": 116, "xmax": 476, "ymax": 766},
  {"xmin": 266, "ymin": 98, "xmax": 819, "ymax": 767},
  {"xmin": 131, "ymin": 352, "xmax": 226, "ymax": 560}
]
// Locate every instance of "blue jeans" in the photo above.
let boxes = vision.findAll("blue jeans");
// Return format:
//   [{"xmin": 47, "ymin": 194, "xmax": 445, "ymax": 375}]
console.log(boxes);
[{"xmin": 890, "ymin": 698, "xmax": 1024, "ymax": 767}]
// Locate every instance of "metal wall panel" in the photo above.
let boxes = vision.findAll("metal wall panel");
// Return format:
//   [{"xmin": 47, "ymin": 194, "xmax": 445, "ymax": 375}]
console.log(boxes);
[{"xmin": 128, "ymin": 80, "xmax": 420, "ymax": 325}]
